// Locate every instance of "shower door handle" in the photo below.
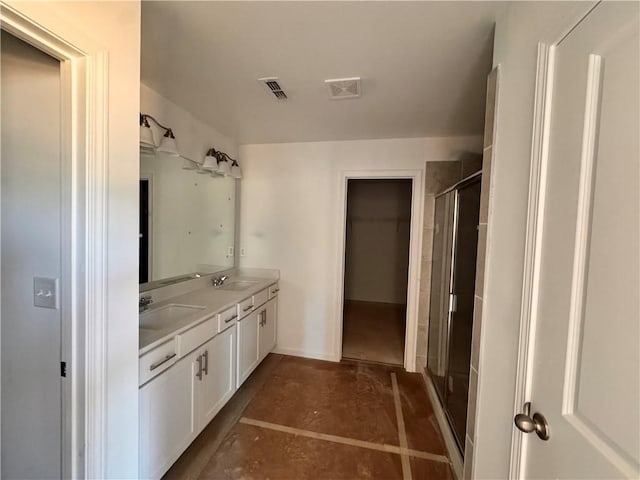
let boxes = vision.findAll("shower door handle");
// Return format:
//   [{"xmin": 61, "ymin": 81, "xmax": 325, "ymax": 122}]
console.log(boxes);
[{"xmin": 448, "ymin": 293, "xmax": 457, "ymax": 313}]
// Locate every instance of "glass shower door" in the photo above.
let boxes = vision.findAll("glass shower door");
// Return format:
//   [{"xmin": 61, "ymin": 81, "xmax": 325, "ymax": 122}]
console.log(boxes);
[
  {"xmin": 426, "ymin": 191, "xmax": 456, "ymax": 403},
  {"xmin": 426, "ymin": 175, "xmax": 481, "ymax": 453},
  {"xmin": 445, "ymin": 178, "xmax": 481, "ymax": 448}
]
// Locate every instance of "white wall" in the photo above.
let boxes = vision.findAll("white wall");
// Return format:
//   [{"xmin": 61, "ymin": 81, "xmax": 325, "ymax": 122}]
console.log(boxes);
[
  {"xmin": 4, "ymin": 2, "xmax": 141, "ymax": 477},
  {"xmin": 344, "ymin": 180, "xmax": 412, "ymax": 305},
  {"xmin": 238, "ymin": 136, "xmax": 481, "ymax": 360},
  {"xmin": 474, "ymin": 2, "xmax": 597, "ymax": 478}
]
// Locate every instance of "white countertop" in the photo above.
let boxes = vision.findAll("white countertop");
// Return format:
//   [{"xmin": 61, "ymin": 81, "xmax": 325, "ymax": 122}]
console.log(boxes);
[{"xmin": 139, "ymin": 274, "xmax": 278, "ymax": 355}]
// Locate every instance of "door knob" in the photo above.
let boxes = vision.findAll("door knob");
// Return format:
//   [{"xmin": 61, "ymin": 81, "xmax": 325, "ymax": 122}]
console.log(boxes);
[{"xmin": 514, "ymin": 402, "xmax": 550, "ymax": 440}]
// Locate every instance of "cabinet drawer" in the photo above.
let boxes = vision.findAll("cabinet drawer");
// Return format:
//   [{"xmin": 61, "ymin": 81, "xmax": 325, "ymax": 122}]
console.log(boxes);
[
  {"xmin": 254, "ymin": 288, "xmax": 269, "ymax": 308},
  {"xmin": 177, "ymin": 316, "xmax": 217, "ymax": 357},
  {"xmin": 217, "ymin": 305, "xmax": 238, "ymax": 332},
  {"xmin": 139, "ymin": 339, "xmax": 177, "ymax": 386},
  {"xmin": 238, "ymin": 296, "xmax": 255, "ymax": 319},
  {"xmin": 268, "ymin": 284, "xmax": 280, "ymax": 299}
]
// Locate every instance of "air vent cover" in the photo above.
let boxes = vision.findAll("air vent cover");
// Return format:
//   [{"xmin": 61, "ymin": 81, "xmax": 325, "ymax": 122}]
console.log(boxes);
[
  {"xmin": 258, "ymin": 77, "xmax": 288, "ymax": 100},
  {"xmin": 325, "ymin": 77, "xmax": 361, "ymax": 99}
]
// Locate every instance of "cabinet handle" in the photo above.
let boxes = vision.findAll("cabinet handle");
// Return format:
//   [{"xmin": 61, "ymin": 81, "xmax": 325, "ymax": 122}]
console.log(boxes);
[
  {"xmin": 272, "ymin": 288, "xmax": 279, "ymax": 293},
  {"xmin": 203, "ymin": 350, "xmax": 209, "ymax": 375},
  {"xmin": 196, "ymin": 355, "xmax": 203, "ymax": 380},
  {"xmin": 149, "ymin": 353, "xmax": 176, "ymax": 371},
  {"xmin": 225, "ymin": 314, "xmax": 238, "ymax": 324},
  {"xmin": 243, "ymin": 305, "xmax": 254, "ymax": 312}
]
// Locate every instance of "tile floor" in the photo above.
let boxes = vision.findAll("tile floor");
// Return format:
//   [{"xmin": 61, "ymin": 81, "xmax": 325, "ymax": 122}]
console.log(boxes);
[
  {"xmin": 342, "ymin": 301, "xmax": 406, "ymax": 366},
  {"xmin": 164, "ymin": 354, "xmax": 452, "ymax": 480}
]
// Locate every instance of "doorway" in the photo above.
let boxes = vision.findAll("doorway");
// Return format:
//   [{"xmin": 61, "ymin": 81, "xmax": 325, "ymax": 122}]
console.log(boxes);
[
  {"xmin": 341, "ymin": 179, "xmax": 412, "ymax": 365},
  {"xmin": 139, "ymin": 178, "xmax": 152, "ymax": 283},
  {"xmin": 1, "ymin": 30, "xmax": 63, "ymax": 478}
]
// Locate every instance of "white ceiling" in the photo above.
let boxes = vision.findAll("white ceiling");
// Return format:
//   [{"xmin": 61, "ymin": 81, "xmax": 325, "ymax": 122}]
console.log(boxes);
[{"xmin": 141, "ymin": 1, "xmax": 505, "ymax": 145}]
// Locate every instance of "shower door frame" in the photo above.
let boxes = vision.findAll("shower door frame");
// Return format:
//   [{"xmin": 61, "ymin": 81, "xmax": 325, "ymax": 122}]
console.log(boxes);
[{"xmin": 428, "ymin": 171, "xmax": 482, "ymax": 452}]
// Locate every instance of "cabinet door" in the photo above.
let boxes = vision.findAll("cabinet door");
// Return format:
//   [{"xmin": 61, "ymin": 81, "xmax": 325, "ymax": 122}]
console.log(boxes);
[
  {"xmin": 196, "ymin": 325, "xmax": 237, "ymax": 427},
  {"xmin": 237, "ymin": 310, "xmax": 260, "ymax": 388},
  {"xmin": 139, "ymin": 353, "xmax": 196, "ymax": 480},
  {"xmin": 259, "ymin": 298, "xmax": 277, "ymax": 361}
]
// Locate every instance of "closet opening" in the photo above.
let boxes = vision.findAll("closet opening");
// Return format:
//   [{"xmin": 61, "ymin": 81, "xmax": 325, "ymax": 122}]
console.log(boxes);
[{"xmin": 341, "ymin": 179, "xmax": 413, "ymax": 366}]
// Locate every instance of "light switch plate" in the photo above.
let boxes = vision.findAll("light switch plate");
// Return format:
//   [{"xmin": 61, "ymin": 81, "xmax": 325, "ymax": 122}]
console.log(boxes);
[{"xmin": 34, "ymin": 277, "xmax": 58, "ymax": 309}]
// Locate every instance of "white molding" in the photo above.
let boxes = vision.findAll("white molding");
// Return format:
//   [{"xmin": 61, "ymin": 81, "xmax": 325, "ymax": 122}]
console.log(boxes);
[
  {"xmin": 422, "ymin": 370, "xmax": 463, "ymax": 479},
  {"xmin": 333, "ymin": 169, "xmax": 424, "ymax": 372},
  {"xmin": 508, "ymin": 43, "xmax": 555, "ymax": 479},
  {"xmin": 0, "ymin": 3, "xmax": 109, "ymax": 478},
  {"xmin": 84, "ymin": 50, "xmax": 109, "ymax": 480},
  {"xmin": 273, "ymin": 346, "xmax": 336, "ymax": 362},
  {"xmin": 562, "ymin": 53, "xmax": 602, "ymax": 416}
]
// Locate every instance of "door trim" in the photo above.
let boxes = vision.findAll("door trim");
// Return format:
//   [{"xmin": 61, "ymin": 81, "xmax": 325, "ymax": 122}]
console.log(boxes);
[
  {"xmin": 334, "ymin": 169, "xmax": 425, "ymax": 372},
  {"xmin": 0, "ymin": 4, "xmax": 109, "ymax": 478},
  {"xmin": 508, "ymin": 41, "xmax": 555, "ymax": 479}
]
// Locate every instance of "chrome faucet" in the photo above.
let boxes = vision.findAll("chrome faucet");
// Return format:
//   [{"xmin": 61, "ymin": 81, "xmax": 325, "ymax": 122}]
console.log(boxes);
[
  {"xmin": 139, "ymin": 295, "xmax": 153, "ymax": 313},
  {"xmin": 211, "ymin": 275, "xmax": 228, "ymax": 287}
]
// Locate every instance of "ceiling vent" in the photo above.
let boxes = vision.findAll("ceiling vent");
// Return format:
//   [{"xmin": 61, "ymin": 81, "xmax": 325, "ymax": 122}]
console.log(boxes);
[
  {"xmin": 258, "ymin": 77, "xmax": 288, "ymax": 100},
  {"xmin": 325, "ymin": 77, "xmax": 361, "ymax": 100}
]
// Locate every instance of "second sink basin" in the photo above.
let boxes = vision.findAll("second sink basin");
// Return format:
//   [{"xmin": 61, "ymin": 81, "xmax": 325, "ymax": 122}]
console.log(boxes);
[
  {"xmin": 140, "ymin": 304, "xmax": 206, "ymax": 331},
  {"xmin": 217, "ymin": 280, "xmax": 259, "ymax": 292}
]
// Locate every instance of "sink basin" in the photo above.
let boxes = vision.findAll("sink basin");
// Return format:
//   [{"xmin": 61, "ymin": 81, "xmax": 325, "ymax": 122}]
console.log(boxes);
[
  {"xmin": 140, "ymin": 304, "xmax": 206, "ymax": 331},
  {"xmin": 217, "ymin": 280, "xmax": 259, "ymax": 292}
]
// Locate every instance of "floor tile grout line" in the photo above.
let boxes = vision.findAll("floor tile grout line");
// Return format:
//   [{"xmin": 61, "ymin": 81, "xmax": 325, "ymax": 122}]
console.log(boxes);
[
  {"xmin": 391, "ymin": 372, "xmax": 413, "ymax": 480},
  {"xmin": 239, "ymin": 417, "xmax": 449, "ymax": 465}
]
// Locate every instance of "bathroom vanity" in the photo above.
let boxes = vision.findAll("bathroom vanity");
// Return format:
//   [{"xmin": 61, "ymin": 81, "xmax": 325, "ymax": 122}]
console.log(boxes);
[{"xmin": 138, "ymin": 272, "xmax": 279, "ymax": 479}]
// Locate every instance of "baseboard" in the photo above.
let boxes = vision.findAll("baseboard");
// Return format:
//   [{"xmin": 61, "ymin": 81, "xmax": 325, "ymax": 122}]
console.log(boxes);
[
  {"xmin": 421, "ymin": 370, "xmax": 463, "ymax": 480},
  {"xmin": 272, "ymin": 346, "xmax": 338, "ymax": 362}
]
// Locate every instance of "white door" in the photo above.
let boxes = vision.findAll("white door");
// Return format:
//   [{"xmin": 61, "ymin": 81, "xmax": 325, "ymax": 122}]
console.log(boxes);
[
  {"xmin": 1, "ymin": 30, "xmax": 63, "ymax": 479},
  {"xmin": 519, "ymin": 2, "xmax": 639, "ymax": 478},
  {"xmin": 258, "ymin": 299, "xmax": 277, "ymax": 361},
  {"xmin": 237, "ymin": 310, "xmax": 259, "ymax": 388},
  {"xmin": 139, "ymin": 352, "xmax": 196, "ymax": 480},
  {"xmin": 196, "ymin": 325, "xmax": 237, "ymax": 426}
]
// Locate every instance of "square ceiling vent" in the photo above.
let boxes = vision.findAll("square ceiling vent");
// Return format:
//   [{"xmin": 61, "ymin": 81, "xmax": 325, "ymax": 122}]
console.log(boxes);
[{"xmin": 325, "ymin": 77, "xmax": 361, "ymax": 100}]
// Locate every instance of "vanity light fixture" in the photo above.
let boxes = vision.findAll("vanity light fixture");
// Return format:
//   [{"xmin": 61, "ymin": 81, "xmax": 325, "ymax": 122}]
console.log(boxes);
[
  {"xmin": 201, "ymin": 149, "xmax": 219, "ymax": 171},
  {"xmin": 139, "ymin": 113, "xmax": 180, "ymax": 157},
  {"xmin": 139, "ymin": 114, "xmax": 155, "ymax": 155},
  {"xmin": 199, "ymin": 148, "xmax": 241, "ymax": 179},
  {"xmin": 229, "ymin": 160, "xmax": 242, "ymax": 179}
]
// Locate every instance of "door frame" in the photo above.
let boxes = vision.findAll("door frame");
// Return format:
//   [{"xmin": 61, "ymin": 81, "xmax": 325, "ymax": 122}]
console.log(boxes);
[
  {"xmin": 0, "ymin": 3, "xmax": 109, "ymax": 479},
  {"xmin": 508, "ymin": 3, "xmax": 600, "ymax": 477},
  {"xmin": 334, "ymin": 169, "xmax": 424, "ymax": 372}
]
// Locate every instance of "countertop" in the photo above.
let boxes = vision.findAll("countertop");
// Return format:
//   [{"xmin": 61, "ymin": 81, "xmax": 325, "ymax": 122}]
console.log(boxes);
[{"xmin": 139, "ymin": 274, "xmax": 278, "ymax": 355}]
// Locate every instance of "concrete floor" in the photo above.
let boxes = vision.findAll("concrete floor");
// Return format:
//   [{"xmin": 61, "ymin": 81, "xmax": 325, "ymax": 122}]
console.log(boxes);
[
  {"xmin": 164, "ymin": 354, "xmax": 452, "ymax": 480},
  {"xmin": 342, "ymin": 300, "xmax": 406, "ymax": 366}
]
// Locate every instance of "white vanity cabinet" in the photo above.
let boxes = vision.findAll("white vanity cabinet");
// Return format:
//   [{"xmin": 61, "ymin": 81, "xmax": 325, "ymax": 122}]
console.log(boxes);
[
  {"xmin": 139, "ymin": 347, "xmax": 197, "ymax": 479},
  {"xmin": 139, "ymin": 279, "xmax": 279, "ymax": 479},
  {"xmin": 139, "ymin": 325, "xmax": 237, "ymax": 479}
]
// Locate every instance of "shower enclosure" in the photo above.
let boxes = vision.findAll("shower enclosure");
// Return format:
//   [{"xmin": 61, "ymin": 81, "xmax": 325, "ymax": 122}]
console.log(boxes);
[{"xmin": 426, "ymin": 173, "xmax": 481, "ymax": 452}]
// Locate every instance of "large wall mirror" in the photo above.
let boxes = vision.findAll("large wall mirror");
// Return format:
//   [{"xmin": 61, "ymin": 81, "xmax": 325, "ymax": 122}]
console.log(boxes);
[{"xmin": 139, "ymin": 151, "xmax": 236, "ymax": 290}]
